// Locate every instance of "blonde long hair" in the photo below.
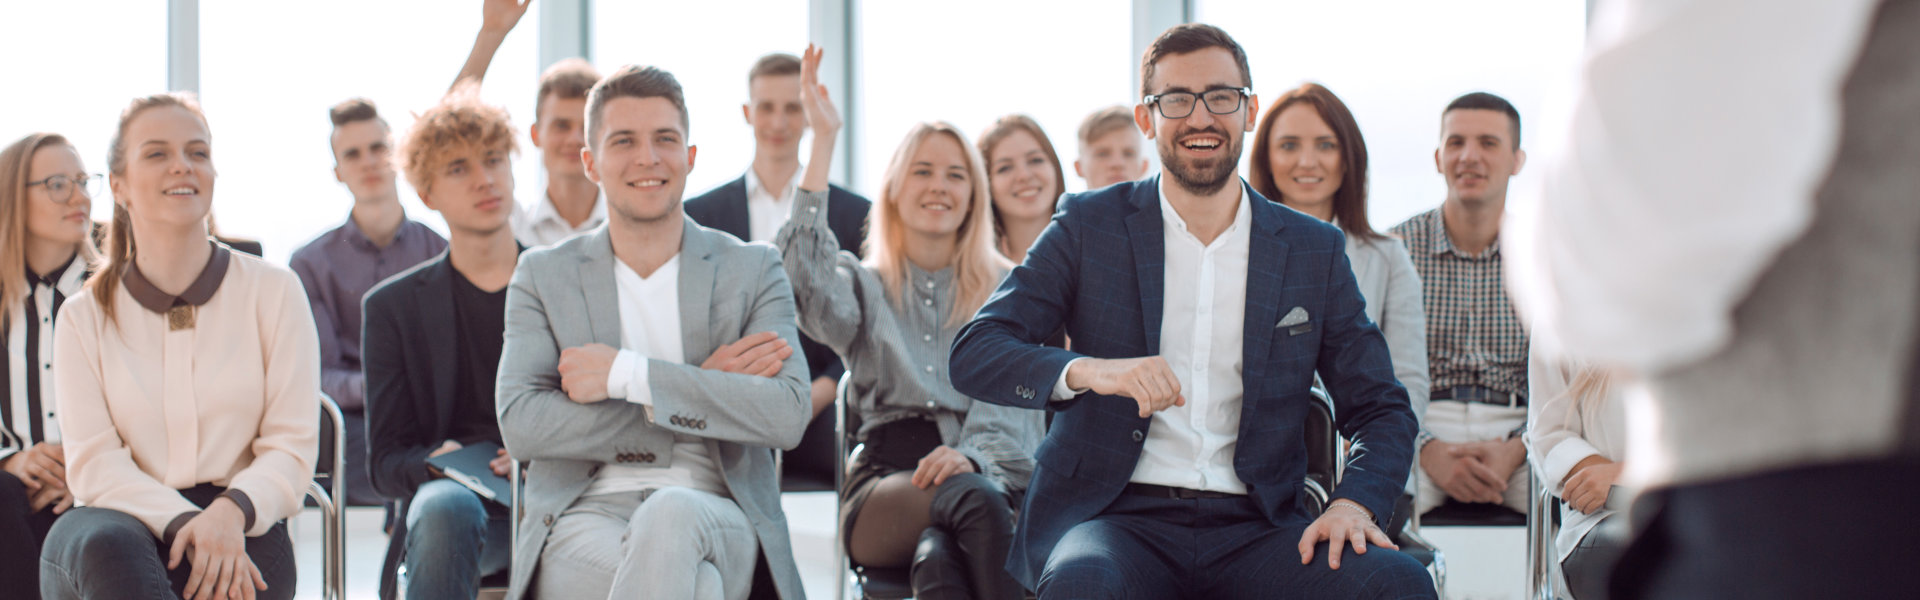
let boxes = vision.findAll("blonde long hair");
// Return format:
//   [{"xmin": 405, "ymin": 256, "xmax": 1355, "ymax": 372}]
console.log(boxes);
[
  {"xmin": 0, "ymin": 133, "xmax": 99, "ymax": 329},
  {"xmin": 91, "ymin": 92, "xmax": 212, "ymax": 324},
  {"xmin": 1563, "ymin": 365, "xmax": 1616, "ymax": 431},
  {"xmin": 865, "ymin": 122, "xmax": 1010, "ymax": 326}
]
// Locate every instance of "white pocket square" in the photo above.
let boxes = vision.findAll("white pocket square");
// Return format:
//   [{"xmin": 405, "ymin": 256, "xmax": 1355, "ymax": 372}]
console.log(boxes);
[{"xmin": 1277, "ymin": 307, "xmax": 1310, "ymax": 328}]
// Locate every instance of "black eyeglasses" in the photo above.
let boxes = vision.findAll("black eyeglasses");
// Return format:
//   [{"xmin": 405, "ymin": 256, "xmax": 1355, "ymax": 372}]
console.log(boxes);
[
  {"xmin": 26, "ymin": 173, "xmax": 103, "ymax": 203},
  {"xmin": 1143, "ymin": 87, "xmax": 1252, "ymax": 119}
]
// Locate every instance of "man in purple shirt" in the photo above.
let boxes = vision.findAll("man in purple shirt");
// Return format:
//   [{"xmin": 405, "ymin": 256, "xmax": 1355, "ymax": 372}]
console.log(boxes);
[{"xmin": 290, "ymin": 98, "xmax": 449, "ymax": 507}]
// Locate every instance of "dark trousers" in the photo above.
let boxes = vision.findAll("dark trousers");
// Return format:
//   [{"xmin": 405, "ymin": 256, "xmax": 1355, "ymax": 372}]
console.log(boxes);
[
  {"xmin": 1038, "ymin": 493, "xmax": 1434, "ymax": 600},
  {"xmin": 39, "ymin": 484, "xmax": 296, "ymax": 600},
  {"xmin": 0, "ymin": 471, "xmax": 60, "ymax": 591},
  {"xmin": 340, "ymin": 410, "xmax": 382, "ymax": 506},
  {"xmin": 1610, "ymin": 457, "xmax": 1920, "ymax": 599}
]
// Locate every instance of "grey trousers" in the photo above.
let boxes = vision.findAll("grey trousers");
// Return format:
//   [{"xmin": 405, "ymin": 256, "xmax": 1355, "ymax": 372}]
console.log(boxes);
[{"xmin": 534, "ymin": 487, "xmax": 758, "ymax": 600}]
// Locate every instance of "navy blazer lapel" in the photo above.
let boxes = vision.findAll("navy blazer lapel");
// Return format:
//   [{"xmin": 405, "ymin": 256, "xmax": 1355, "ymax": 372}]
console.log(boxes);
[
  {"xmin": 416, "ymin": 256, "xmax": 461, "ymax": 423},
  {"xmin": 1124, "ymin": 177, "xmax": 1166, "ymax": 354},
  {"xmin": 1242, "ymin": 188, "xmax": 1289, "ymax": 381},
  {"xmin": 677, "ymin": 220, "xmax": 716, "ymax": 363}
]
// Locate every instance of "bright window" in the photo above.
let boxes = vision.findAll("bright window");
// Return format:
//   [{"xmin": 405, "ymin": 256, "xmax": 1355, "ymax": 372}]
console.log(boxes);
[
  {"xmin": 0, "ymin": 0, "xmax": 167, "ymax": 224},
  {"xmin": 198, "ymin": 1, "xmax": 542, "ymax": 261},
  {"xmin": 857, "ymin": 0, "xmax": 1134, "ymax": 198},
  {"xmin": 593, "ymin": 0, "xmax": 811, "ymax": 200}
]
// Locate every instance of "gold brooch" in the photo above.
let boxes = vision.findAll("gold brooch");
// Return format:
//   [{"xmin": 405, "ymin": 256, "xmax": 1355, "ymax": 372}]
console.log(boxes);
[{"xmin": 167, "ymin": 305, "xmax": 196, "ymax": 331}]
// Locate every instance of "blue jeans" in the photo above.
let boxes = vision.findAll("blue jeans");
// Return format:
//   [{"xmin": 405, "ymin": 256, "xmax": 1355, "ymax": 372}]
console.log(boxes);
[
  {"xmin": 1038, "ymin": 493, "xmax": 1434, "ymax": 600},
  {"xmin": 39, "ymin": 485, "xmax": 295, "ymax": 600},
  {"xmin": 403, "ymin": 479, "xmax": 511, "ymax": 600}
]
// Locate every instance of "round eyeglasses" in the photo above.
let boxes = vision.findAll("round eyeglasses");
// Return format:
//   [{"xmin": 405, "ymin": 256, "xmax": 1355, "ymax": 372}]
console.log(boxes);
[
  {"xmin": 1143, "ymin": 87, "xmax": 1252, "ymax": 119},
  {"xmin": 26, "ymin": 173, "xmax": 103, "ymax": 203}
]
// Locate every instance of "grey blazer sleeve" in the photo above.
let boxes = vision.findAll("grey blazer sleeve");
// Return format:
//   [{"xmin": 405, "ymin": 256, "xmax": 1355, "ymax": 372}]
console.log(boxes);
[
  {"xmin": 646, "ymin": 247, "xmax": 812, "ymax": 450},
  {"xmin": 1380, "ymin": 238, "xmax": 1431, "ymax": 426},
  {"xmin": 496, "ymin": 255, "xmax": 659, "ymax": 464}
]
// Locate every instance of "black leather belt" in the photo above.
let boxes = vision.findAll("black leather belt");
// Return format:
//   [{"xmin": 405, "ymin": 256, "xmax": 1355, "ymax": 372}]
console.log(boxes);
[
  {"xmin": 1430, "ymin": 386, "xmax": 1526, "ymax": 408},
  {"xmin": 1123, "ymin": 483, "xmax": 1244, "ymax": 500}
]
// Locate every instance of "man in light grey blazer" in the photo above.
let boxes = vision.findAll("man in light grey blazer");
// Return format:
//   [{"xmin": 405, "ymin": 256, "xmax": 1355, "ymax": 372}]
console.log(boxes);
[{"xmin": 496, "ymin": 64, "xmax": 811, "ymax": 600}]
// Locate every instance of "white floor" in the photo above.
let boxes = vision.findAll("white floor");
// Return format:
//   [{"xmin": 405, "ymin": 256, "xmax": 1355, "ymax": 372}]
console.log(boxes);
[{"xmin": 290, "ymin": 493, "xmax": 1529, "ymax": 599}]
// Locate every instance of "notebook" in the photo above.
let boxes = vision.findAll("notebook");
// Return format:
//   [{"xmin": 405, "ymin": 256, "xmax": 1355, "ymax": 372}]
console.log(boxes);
[{"xmin": 425, "ymin": 441, "xmax": 513, "ymax": 508}]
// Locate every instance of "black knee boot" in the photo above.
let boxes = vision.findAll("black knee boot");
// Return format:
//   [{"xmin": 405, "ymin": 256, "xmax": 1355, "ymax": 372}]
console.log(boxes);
[
  {"xmin": 912, "ymin": 527, "xmax": 975, "ymax": 600},
  {"xmin": 922, "ymin": 473, "xmax": 1024, "ymax": 600}
]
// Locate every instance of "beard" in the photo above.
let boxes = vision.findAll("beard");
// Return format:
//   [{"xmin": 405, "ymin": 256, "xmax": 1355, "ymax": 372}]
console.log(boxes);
[{"xmin": 1159, "ymin": 128, "xmax": 1242, "ymax": 196}]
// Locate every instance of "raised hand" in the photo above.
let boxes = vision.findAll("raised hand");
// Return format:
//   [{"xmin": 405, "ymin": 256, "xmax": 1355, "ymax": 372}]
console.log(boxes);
[
  {"xmin": 1064, "ymin": 356, "xmax": 1186, "ymax": 418},
  {"xmin": 481, "ymin": 0, "xmax": 533, "ymax": 36},
  {"xmin": 799, "ymin": 44, "xmax": 842, "ymax": 194}
]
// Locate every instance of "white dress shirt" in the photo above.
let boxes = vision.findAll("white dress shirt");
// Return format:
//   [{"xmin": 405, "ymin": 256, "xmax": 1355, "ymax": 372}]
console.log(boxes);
[
  {"xmin": 1509, "ymin": 0, "xmax": 1881, "ymax": 372},
  {"xmin": 744, "ymin": 164, "xmax": 803, "ymax": 243},
  {"xmin": 1055, "ymin": 178, "xmax": 1253, "ymax": 494},
  {"xmin": 1526, "ymin": 332, "xmax": 1626, "ymax": 562},
  {"xmin": 511, "ymin": 191, "xmax": 609, "ymax": 248},
  {"xmin": 586, "ymin": 254, "xmax": 728, "ymax": 498}
]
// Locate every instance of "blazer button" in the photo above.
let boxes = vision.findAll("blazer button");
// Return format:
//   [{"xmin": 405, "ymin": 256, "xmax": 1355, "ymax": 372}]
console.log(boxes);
[
  {"xmin": 543, "ymin": 514, "xmax": 555, "ymax": 527},
  {"xmin": 1131, "ymin": 430, "xmax": 1145, "ymax": 442},
  {"xmin": 696, "ymin": 420, "xmax": 708, "ymax": 430}
]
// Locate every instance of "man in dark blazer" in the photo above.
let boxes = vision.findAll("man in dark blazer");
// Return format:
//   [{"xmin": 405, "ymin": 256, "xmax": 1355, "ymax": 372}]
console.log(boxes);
[
  {"xmin": 949, "ymin": 24, "xmax": 1432, "ymax": 599},
  {"xmin": 682, "ymin": 53, "xmax": 870, "ymax": 487},
  {"xmin": 362, "ymin": 92, "xmax": 526, "ymax": 600}
]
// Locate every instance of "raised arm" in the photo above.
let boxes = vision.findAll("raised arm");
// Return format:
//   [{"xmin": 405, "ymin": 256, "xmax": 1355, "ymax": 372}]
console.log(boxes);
[
  {"xmin": 774, "ymin": 45, "xmax": 868, "ymax": 355},
  {"xmin": 450, "ymin": 0, "xmax": 532, "ymax": 92}
]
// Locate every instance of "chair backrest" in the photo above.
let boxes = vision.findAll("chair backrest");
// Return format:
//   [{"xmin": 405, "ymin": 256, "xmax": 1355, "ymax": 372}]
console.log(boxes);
[
  {"xmin": 1303, "ymin": 386, "xmax": 1337, "ymax": 513},
  {"xmin": 316, "ymin": 393, "xmax": 345, "ymax": 486}
]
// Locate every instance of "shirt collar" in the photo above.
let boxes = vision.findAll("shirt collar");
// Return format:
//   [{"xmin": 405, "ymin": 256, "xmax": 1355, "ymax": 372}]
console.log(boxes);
[
  {"xmin": 123, "ymin": 242, "xmax": 232, "ymax": 314},
  {"xmin": 340, "ymin": 214, "xmax": 418, "ymax": 252},
  {"xmin": 1155, "ymin": 176, "xmax": 1252, "ymax": 242},
  {"xmin": 906, "ymin": 260, "xmax": 954, "ymax": 291},
  {"xmin": 26, "ymin": 254, "xmax": 77, "ymax": 289},
  {"xmin": 744, "ymin": 163, "xmax": 805, "ymax": 205},
  {"xmin": 1422, "ymin": 207, "xmax": 1499, "ymax": 260},
  {"xmin": 529, "ymin": 190, "xmax": 608, "ymax": 231}
]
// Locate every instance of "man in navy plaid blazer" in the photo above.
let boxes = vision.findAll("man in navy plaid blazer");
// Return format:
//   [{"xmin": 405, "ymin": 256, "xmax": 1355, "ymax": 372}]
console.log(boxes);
[{"xmin": 950, "ymin": 24, "xmax": 1431, "ymax": 599}]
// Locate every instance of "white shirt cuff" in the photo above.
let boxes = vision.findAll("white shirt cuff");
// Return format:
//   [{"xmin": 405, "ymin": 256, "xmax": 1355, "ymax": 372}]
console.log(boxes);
[
  {"xmin": 1541, "ymin": 437, "xmax": 1604, "ymax": 496},
  {"xmin": 1051, "ymin": 358, "xmax": 1090, "ymax": 401},
  {"xmin": 607, "ymin": 349, "xmax": 653, "ymax": 407}
]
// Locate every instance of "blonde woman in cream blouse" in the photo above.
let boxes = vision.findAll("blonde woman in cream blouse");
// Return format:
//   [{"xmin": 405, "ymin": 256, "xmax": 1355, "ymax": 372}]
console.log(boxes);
[{"xmin": 41, "ymin": 93, "xmax": 317, "ymax": 600}]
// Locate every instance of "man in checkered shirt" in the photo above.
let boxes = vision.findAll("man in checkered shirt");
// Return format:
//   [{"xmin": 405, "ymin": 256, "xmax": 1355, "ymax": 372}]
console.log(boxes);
[{"xmin": 1390, "ymin": 92, "xmax": 1531, "ymax": 517}]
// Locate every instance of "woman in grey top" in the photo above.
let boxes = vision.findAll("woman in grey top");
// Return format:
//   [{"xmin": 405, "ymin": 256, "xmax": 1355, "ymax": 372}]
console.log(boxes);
[
  {"xmin": 776, "ymin": 47, "xmax": 1040, "ymax": 600},
  {"xmin": 1249, "ymin": 83, "xmax": 1430, "ymax": 502}
]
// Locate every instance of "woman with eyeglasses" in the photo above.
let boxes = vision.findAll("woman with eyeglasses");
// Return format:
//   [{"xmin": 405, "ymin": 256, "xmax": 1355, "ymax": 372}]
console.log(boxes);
[
  {"xmin": 0, "ymin": 133, "xmax": 99, "ymax": 591},
  {"xmin": 39, "ymin": 93, "xmax": 316, "ymax": 600}
]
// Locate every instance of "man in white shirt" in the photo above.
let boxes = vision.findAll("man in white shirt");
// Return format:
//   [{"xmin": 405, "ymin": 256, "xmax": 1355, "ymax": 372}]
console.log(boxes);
[
  {"xmin": 451, "ymin": 0, "xmax": 607, "ymax": 247},
  {"xmin": 682, "ymin": 53, "xmax": 872, "ymax": 490},
  {"xmin": 494, "ymin": 65, "xmax": 811, "ymax": 600},
  {"xmin": 1513, "ymin": 0, "xmax": 1920, "ymax": 596},
  {"xmin": 951, "ymin": 23, "xmax": 1431, "ymax": 599}
]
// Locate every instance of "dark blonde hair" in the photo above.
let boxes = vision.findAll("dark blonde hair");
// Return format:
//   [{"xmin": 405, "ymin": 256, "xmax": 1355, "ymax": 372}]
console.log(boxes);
[
  {"xmin": 1077, "ymin": 105, "xmax": 1137, "ymax": 148},
  {"xmin": 0, "ymin": 133, "xmax": 98, "ymax": 328},
  {"xmin": 977, "ymin": 114, "xmax": 1065, "ymax": 246},
  {"xmin": 536, "ymin": 58, "xmax": 601, "ymax": 123},
  {"xmin": 399, "ymin": 88, "xmax": 518, "ymax": 194},
  {"xmin": 867, "ymin": 122, "xmax": 1010, "ymax": 326},
  {"xmin": 748, "ymin": 53, "xmax": 801, "ymax": 86},
  {"xmin": 91, "ymin": 92, "xmax": 211, "ymax": 324}
]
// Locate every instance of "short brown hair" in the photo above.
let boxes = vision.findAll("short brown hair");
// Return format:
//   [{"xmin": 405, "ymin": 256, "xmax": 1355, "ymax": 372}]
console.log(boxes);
[
  {"xmin": 536, "ymin": 58, "xmax": 600, "ymax": 122},
  {"xmin": 328, "ymin": 97, "xmax": 385, "ymax": 128},
  {"xmin": 1140, "ymin": 23, "xmax": 1251, "ymax": 98},
  {"xmin": 585, "ymin": 65, "xmax": 690, "ymax": 148},
  {"xmin": 400, "ymin": 89, "xmax": 517, "ymax": 193},
  {"xmin": 1077, "ymin": 105, "xmax": 1137, "ymax": 148},
  {"xmin": 1249, "ymin": 83, "xmax": 1383, "ymax": 241},
  {"xmin": 748, "ymin": 53, "xmax": 801, "ymax": 86}
]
